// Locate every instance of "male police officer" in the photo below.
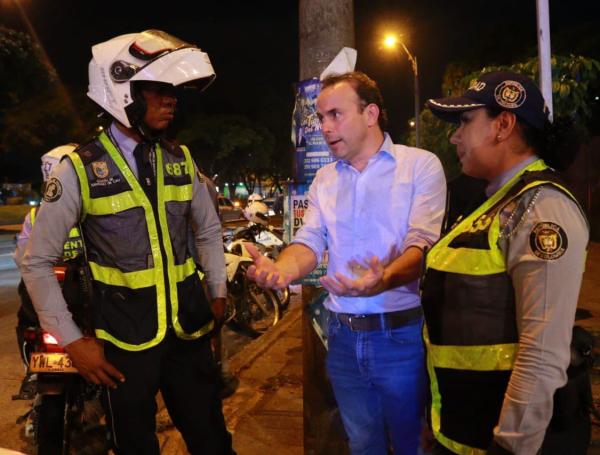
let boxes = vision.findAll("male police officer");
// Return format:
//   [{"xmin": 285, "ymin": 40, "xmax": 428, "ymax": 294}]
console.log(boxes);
[{"xmin": 21, "ymin": 30, "xmax": 233, "ymax": 454}]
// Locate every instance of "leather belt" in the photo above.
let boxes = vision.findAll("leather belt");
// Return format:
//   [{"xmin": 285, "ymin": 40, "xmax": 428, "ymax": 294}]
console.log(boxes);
[{"xmin": 335, "ymin": 306, "xmax": 423, "ymax": 332}]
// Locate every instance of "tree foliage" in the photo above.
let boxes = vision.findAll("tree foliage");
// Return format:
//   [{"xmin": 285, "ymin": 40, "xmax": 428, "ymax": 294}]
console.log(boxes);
[
  {"xmin": 0, "ymin": 26, "xmax": 54, "ymax": 109},
  {"xmin": 409, "ymin": 54, "xmax": 600, "ymax": 180},
  {"xmin": 178, "ymin": 114, "xmax": 276, "ymax": 194},
  {"xmin": 0, "ymin": 27, "xmax": 100, "ymax": 182},
  {"xmin": 1, "ymin": 91, "xmax": 98, "ymax": 182}
]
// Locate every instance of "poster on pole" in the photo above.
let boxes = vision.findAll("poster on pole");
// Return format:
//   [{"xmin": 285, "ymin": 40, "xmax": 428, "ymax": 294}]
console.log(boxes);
[
  {"xmin": 291, "ymin": 78, "xmax": 334, "ymax": 185},
  {"xmin": 284, "ymin": 193, "xmax": 328, "ymax": 286}
]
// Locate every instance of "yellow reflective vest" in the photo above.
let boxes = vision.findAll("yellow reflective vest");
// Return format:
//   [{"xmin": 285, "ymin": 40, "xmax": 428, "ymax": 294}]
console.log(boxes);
[
  {"xmin": 67, "ymin": 132, "xmax": 213, "ymax": 351},
  {"xmin": 421, "ymin": 159, "xmax": 585, "ymax": 455}
]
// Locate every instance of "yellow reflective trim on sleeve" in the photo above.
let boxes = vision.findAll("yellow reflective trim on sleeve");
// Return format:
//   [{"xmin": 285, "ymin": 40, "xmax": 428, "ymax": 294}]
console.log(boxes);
[
  {"xmin": 30, "ymin": 207, "xmax": 37, "ymax": 224},
  {"xmin": 424, "ymin": 326, "xmax": 490, "ymax": 455},
  {"xmin": 68, "ymin": 152, "xmax": 90, "ymax": 219},
  {"xmin": 95, "ymin": 329, "xmax": 163, "ymax": 352},
  {"xmin": 89, "ymin": 261, "xmax": 156, "ymax": 289}
]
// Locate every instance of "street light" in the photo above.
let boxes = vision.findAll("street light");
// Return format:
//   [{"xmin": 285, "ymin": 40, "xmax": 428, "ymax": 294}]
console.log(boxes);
[{"xmin": 383, "ymin": 33, "xmax": 421, "ymax": 147}]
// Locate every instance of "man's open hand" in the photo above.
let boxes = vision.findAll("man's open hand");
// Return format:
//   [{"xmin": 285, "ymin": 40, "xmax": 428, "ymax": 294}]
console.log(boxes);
[
  {"xmin": 320, "ymin": 256, "xmax": 386, "ymax": 297},
  {"xmin": 245, "ymin": 243, "xmax": 292, "ymax": 290},
  {"xmin": 64, "ymin": 337, "xmax": 125, "ymax": 388}
]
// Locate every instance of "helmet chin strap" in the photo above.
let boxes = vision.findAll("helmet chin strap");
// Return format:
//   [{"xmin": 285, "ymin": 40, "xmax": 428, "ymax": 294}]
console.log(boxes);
[
  {"xmin": 126, "ymin": 82, "xmax": 165, "ymax": 143},
  {"xmin": 135, "ymin": 122, "xmax": 164, "ymax": 143}
]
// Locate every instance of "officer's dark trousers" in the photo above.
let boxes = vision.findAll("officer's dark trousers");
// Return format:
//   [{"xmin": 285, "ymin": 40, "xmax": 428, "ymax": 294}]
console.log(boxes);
[{"xmin": 102, "ymin": 331, "xmax": 234, "ymax": 455}]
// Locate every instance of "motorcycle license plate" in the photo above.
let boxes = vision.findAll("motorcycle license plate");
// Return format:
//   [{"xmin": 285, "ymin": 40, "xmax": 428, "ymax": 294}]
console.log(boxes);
[{"xmin": 29, "ymin": 352, "xmax": 78, "ymax": 373}]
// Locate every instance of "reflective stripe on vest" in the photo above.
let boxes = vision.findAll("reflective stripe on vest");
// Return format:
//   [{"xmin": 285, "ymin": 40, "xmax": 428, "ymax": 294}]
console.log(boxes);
[
  {"xmin": 69, "ymin": 133, "xmax": 213, "ymax": 351},
  {"xmin": 423, "ymin": 159, "xmax": 581, "ymax": 455},
  {"xmin": 30, "ymin": 207, "xmax": 83, "ymax": 260}
]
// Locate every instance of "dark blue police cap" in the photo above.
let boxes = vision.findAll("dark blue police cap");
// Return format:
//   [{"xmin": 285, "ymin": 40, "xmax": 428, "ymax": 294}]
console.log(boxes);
[{"xmin": 426, "ymin": 71, "xmax": 550, "ymax": 130}]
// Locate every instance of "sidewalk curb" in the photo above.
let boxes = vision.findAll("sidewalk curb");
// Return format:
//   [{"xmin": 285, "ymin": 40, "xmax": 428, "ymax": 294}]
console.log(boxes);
[{"xmin": 227, "ymin": 301, "xmax": 302, "ymax": 376}]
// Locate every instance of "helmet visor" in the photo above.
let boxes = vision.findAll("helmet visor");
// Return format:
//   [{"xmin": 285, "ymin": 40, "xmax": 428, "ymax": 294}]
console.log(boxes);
[{"xmin": 129, "ymin": 30, "xmax": 191, "ymax": 60}]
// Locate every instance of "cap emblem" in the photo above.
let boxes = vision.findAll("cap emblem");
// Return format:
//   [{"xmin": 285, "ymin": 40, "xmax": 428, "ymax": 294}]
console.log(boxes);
[
  {"xmin": 494, "ymin": 80, "xmax": 526, "ymax": 108},
  {"xmin": 469, "ymin": 80, "xmax": 486, "ymax": 92}
]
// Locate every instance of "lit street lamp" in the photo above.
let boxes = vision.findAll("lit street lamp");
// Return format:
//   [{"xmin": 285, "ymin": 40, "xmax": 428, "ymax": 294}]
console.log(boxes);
[{"xmin": 383, "ymin": 34, "xmax": 421, "ymax": 147}]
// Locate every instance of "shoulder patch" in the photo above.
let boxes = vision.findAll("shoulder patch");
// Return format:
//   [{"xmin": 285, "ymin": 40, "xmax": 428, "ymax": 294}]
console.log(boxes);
[
  {"xmin": 529, "ymin": 221, "xmax": 568, "ymax": 260},
  {"xmin": 43, "ymin": 177, "xmax": 63, "ymax": 203}
]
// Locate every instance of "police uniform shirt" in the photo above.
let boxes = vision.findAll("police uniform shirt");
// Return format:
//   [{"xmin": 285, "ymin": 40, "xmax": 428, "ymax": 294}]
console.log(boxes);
[
  {"xmin": 489, "ymin": 158, "xmax": 589, "ymax": 454},
  {"xmin": 13, "ymin": 211, "xmax": 33, "ymax": 269},
  {"xmin": 20, "ymin": 127, "xmax": 226, "ymax": 347}
]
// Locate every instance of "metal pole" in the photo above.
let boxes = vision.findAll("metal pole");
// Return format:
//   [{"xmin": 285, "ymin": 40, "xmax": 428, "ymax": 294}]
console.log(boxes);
[
  {"xmin": 536, "ymin": 0, "xmax": 553, "ymax": 120},
  {"xmin": 401, "ymin": 43, "xmax": 421, "ymax": 147},
  {"xmin": 413, "ymin": 57, "xmax": 421, "ymax": 148}
]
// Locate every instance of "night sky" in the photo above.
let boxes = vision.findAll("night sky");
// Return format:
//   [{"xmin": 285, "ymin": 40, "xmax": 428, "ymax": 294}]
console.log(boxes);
[{"xmin": 2, "ymin": 0, "xmax": 600, "ymax": 142}]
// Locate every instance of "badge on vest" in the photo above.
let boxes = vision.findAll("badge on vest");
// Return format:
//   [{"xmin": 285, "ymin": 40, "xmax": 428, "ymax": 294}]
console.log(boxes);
[
  {"xmin": 529, "ymin": 222, "xmax": 568, "ymax": 260},
  {"xmin": 92, "ymin": 161, "xmax": 110, "ymax": 179},
  {"xmin": 43, "ymin": 177, "xmax": 63, "ymax": 202},
  {"xmin": 166, "ymin": 162, "xmax": 189, "ymax": 176}
]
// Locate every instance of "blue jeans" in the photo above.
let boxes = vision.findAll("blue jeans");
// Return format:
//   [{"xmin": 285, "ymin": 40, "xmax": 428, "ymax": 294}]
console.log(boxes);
[{"xmin": 326, "ymin": 315, "xmax": 426, "ymax": 455}]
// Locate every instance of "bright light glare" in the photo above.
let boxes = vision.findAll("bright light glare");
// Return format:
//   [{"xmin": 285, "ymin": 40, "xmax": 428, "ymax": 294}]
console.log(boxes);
[
  {"xmin": 43, "ymin": 332, "xmax": 59, "ymax": 345},
  {"xmin": 383, "ymin": 35, "xmax": 398, "ymax": 49}
]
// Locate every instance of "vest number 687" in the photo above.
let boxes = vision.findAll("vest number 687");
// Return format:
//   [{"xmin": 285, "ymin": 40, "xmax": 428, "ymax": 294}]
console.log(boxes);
[{"xmin": 166, "ymin": 162, "xmax": 188, "ymax": 176}]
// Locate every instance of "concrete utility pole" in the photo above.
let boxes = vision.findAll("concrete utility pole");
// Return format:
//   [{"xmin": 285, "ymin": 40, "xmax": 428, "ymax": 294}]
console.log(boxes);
[
  {"xmin": 536, "ymin": 0, "xmax": 553, "ymax": 120},
  {"xmin": 299, "ymin": 0, "xmax": 355, "ymax": 80}
]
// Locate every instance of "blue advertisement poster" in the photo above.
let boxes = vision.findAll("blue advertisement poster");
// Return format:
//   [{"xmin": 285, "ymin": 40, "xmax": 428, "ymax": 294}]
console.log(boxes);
[
  {"xmin": 288, "ymin": 78, "xmax": 334, "ymax": 287},
  {"xmin": 292, "ymin": 77, "xmax": 335, "ymax": 185}
]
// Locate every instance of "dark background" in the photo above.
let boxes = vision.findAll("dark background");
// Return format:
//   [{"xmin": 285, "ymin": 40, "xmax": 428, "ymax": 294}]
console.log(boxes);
[{"xmin": 2, "ymin": 0, "xmax": 600, "ymax": 144}]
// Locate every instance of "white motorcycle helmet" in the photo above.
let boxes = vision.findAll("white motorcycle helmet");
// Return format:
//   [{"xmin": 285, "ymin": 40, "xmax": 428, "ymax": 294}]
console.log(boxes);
[
  {"xmin": 247, "ymin": 193, "xmax": 264, "ymax": 202},
  {"xmin": 41, "ymin": 144, "xmax": 78, "ymax": 182},
  {"xmin": 87, "ymin": 30, "xmax": 215, "ymax": 130},
  {"xmin": 243, "ymin": 201, "xmax": 269, "ymax": 226}
]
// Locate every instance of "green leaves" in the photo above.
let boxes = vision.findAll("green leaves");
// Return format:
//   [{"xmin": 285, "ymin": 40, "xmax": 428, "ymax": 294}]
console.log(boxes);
[{"xmin": 412, "ymin": 54, "xmax": 600, "ymax": 180}]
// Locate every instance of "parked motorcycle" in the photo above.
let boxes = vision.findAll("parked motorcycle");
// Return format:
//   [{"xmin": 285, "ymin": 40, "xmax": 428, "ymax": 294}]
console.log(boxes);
[
  {"xmin": 225, "ymin": 206, "xmax": 291, "ymax": 310},
  {"xmin": 224, "ymin": 237, "xmax": 281, "ymax": 337},
  {"xmin": 14, "ymin": 260, "xmax": 108, "ymax": 455}
]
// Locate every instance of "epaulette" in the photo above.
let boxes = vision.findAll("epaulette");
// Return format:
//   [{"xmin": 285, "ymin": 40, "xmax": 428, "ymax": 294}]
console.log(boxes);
[{"xmin": 72, "ymin": 139, "xmax": 106, "ymax": 165}]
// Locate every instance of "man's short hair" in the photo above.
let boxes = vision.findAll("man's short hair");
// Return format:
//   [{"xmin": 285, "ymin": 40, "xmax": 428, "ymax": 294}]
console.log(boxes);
[{"xmin": 321, "ymin": 71, "xmax": 388, "ymax": 130}]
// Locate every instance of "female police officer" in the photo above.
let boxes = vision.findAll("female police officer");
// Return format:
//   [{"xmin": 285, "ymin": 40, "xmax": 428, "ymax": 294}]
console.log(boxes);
[{"xmin": 422, "ymin": 71, "xmax": 589, "ymax": 455}]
